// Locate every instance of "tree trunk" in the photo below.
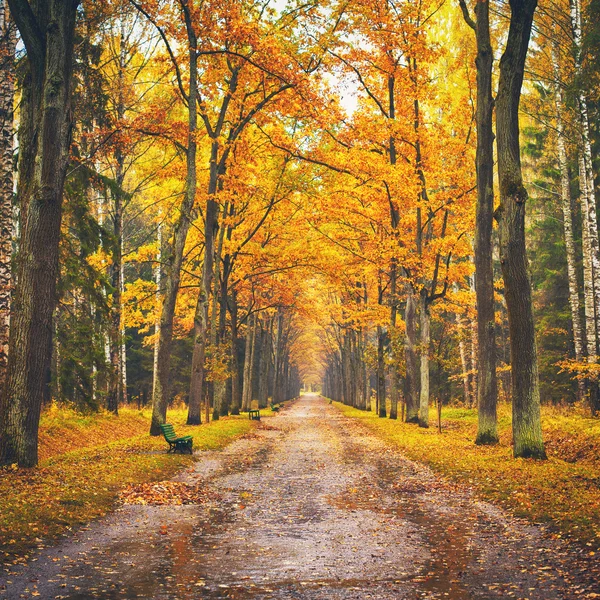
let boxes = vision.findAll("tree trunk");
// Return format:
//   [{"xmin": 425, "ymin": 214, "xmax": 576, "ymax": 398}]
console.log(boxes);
[
  {"xmin": 0, "ymin": 0, "xmax": 79, "ymax": 467},
  {"xmin": 570, "ymin": 0, "xmax": 600, "ymax": 415},
  {"xmin": 242, "ymin": 313, "xmax": 256, "ymax": 412},
  {"xmin": 418, "ymin": 293, "xmax": 430, "ymax": 428},
  {"xmin": 272, "ymin": 308, "xmax": 283, "ymax": 405},
  {"xmin": 469, "ymin": 0, "xmax": 499, "ymax": 444},
  {"xmin": 188, "ymin": 141, "xmax": 220, "ymax": 424},
  {"xmin": 404, "ymin": 284, "xmax": 419, "ymax": 422},
  {"xmin": 376, "ymin": 325, "xmax": 386, "ymax": 417},
  {"xmin": 578, "ymin": 154, "xmax": 599, "ymax": 411},
  {"xmin": 257, "ymin": 317, "xmax": 270, "ymax": 408},
  {"xmin": 230, "ymin": 292, "xmax": 241, "ymax": 414},
  {"xmin": 0, "ymin": 0, "xmax": 15, "ymax": 390},
  {"xmin": 150, "ymin": 13, "xmax": 198, "ymax": 435},
  {"xmin": 495, "ymin": 0, "xmax": 545, "ymax": 459},
  {"xmin": 151, "ymin": 220, "xmax": 165, "ymax": 407},
  {"xmin": 209, "ymin": 206, "xmax": 227, "ymax": 421},
  {"xmin": 553, "ymin": 52, "xmax": 586, "ymax": 402},
  {"xmin": 389, "ymin": 265, "xmax": 399, "ymax": 419},
  {"xmin": 456, "ymin": 311, "xmax": 471, "ymax": 405}
]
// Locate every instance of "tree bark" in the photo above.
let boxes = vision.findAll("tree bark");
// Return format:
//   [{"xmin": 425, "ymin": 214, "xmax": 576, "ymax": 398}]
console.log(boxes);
[
  {"xmin": 0, "ymin": 0, "xmax": 80, "ymax": 467},
  {"xmin": 389, "ymin": 265, "xmax": 399, "ymax": 419},
  {"xmin": 404, "ymin": 283, "xmax": 419, "ymax": 422},
  {"xmin": 570, "ymin": 0, "xmax": 600, "ymax": 415},
  {"xmin": 272, "ymin": 307, "xmax": 283, "ymax": 405},
  {"xmin": 376, "ymin": 325, "xmax": 386, "ymax": 417},
  {"xmin": 470, "ymin": 0, "xmax": 499, "ymax": 443},
  {"xmin": 242, "ymin": 312, "xmax": 256, "ymax": 412},
  {"xmin": 257, "ymin": 317, "xmax": 270, "ymax": 408},
  {"xmin": 0, "ymin": 0, "xmax": 15, "ymax": 390},
  {"xmin": 229, "ymin": 291, "xmax": 241, "ymax": 414},
  {"xmin": 495, "ymin": 0, "xmax": 546, "ymax": 459},
  {"xmin": 456, "ymin": 310, "xmax": 471, "ymax": 405},
  {"xmin": 552, "ymin": 51, "xmax": 586, "ymax": 402},
  {"xmin": 187, "ymin": 141, "xmax": 220, "ymax": 424},
  {"xmin": 418, "ymin": 292, "xmax": 431, "ymax": 428}
]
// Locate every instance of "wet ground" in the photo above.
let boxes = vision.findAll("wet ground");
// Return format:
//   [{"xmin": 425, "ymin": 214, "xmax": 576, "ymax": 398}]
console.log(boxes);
[{"xmin": 1, "ymin": 394, "xmax": 598, "ymax": 599}]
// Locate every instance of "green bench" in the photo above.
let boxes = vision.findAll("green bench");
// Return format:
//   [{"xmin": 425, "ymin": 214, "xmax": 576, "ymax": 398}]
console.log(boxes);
[
  {"xmin": 248, "ymin": 409, "xmax": 261, "ymax": 421},
  {"xmin": 160, "ymin": 423, "xmax": 193, "ymax": 454}
]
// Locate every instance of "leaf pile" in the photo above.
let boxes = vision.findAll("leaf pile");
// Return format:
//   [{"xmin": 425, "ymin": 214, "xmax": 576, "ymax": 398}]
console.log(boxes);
[{"xmin": 120, "ymin": 481, "xmax": 218, "ymax": 506}]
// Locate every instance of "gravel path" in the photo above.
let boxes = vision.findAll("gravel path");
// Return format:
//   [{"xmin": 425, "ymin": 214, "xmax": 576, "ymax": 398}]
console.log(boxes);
[{"xmin": 0, "ymin": 394, "xmax": 597, "ymax": 599}]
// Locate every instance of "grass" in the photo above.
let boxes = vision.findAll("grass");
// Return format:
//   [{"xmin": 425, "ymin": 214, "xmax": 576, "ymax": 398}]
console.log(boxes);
[
  {"xmin": 335, "ymin": 401, "xmax": 600, "ymax": 550},
  {"xmin": 0, "ymin": 407, "xmax": 255, "ymax": 563}
]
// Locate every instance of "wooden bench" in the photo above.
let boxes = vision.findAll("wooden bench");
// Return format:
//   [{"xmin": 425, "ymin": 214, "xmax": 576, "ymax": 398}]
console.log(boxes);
[
  {"xmin": 248, "ymin": 409, "xmax": 261, "ymax": 421},
  {"xmin": 160, "ymin": 423, "xmax": 193, "ymax": 454}
]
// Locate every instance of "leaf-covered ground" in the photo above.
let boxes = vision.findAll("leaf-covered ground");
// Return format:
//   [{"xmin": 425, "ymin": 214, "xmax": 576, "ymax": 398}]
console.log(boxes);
[
  {"xmin": 337, "ymin": 401, "xmax": 600, "ymax": 550},
  {"xmin": 1, "ymin": 395, "xmax": 598, "ymax": 599},
  {"xmin": 0, "ymin": 408, "xmax": 255, "ymax": 563}
]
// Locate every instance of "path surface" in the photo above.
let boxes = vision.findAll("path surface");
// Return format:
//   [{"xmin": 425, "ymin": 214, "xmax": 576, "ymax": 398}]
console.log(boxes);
[{"xmin": 1, "ymin": 394, "xmax": 597, "ymax": 599}]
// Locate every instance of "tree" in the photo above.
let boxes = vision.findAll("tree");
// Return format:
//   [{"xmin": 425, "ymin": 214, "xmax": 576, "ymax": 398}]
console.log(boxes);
[
  {"xmin": 496, "ymin": 0, "xmax": 546, "ymax": 459},
  {"xmin": 0, "ymin": 0, "xmax": 81, "ymax": 467},
  {"xmin": 0, "ymin": 0, "xmax": 15, "ymax": 389},
  {"xmin": 459, "ymin": 0, "xmax": 499, "ymax": 444}
]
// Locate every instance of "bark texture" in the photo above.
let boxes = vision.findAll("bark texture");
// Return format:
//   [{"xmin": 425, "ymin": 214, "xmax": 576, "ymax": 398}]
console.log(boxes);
[
  {"xmin": 466, "ymin": 0, "xmax": 499, "ymax": 445},
  {"xmin": 495, "ymin": 0, "xmax": 545, "ymax": 459},
  {"xmin": 0, "ymin": 0, "xmax": 15, "ymax": 390},
  {"xmin": 0, "ymin": 0, "xmax": 80, "ymax": 467},
  {"xmin": 404, "ymin": 284, "xmax": 419, "ymax": 422},
  {"xmin": 552, "ymin": 53, "xmax": 585, "ymax": 401}
]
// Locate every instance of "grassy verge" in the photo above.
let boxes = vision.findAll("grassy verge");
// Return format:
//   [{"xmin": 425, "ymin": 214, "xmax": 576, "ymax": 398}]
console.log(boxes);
[
  {"xmin": 0, "ymin": 408, "xmax": 254, "ymax": 563},
  {"xmin": 335, "ymin": 401, "xmax": 600, "ymax": 550}
]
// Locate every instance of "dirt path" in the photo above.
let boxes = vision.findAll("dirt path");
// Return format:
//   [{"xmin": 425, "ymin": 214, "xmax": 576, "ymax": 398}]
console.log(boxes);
[{"xmin": 1, "ymin": 394, "xmax": 597, "ymax": 599}]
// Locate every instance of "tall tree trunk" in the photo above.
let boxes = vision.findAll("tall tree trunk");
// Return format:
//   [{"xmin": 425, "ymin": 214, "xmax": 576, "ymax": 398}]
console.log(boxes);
[
  {"xmin": 463, "ymin": 0, "xmax": 499, "ymax": 444},
  {"xmin": 120, "ymin": 237, "xmax": 127, "ymax": 405},
  {"xmin": 404, "ymin": 283, "xmax": 419, "ymax": 422},
  {"xmin": 570, "ymin": 0, "xmax": 600, "ymax": 415},
  {"xmin": 578, "ymin": 155, "xmax": 599, "ymax": 411},
  {"xmin": 495, "ymin": 0, "xmax": 545, "ymax": 459},
  {"xmin": 188, "ymin": 141, "xmax": 220, "ymax": 424},
  {"xmin": 257, "ymin": 317, "xmax": 270, "ymax": 408},
  {"xmin": 376, "ymin": 325, "xmax": 386, "ymax": 417},
  {"xmin": 456, "ymin": 310, "xmax": 471, "ymax": 405},
  {"xmin": 0, "ymin": 0, "xmax": 15, "ymax": 390},
  {"xmin": 229, "ymin": 291, "xmax": 242, "ymax": 414},
  {"xmin": 0, "ymin": 0, "xmax": 79, "ymax": 467},
  {"xmin": 150, "ymin": 12, "xmax": 198, "ymax": 435},
  {"xmin": 553, "ymin": 51, "xmax": 586, "ymax": 402},
  {"xmin": 389, "ymin": 265, "xmax": 399, "ymax": 419},
  {"xmin": 151, "ymin": 220, "xmax": 165, "ymax": 406},
  {"xmin": 272, "ymin": 308, "xmax": 283, "ymax": 405},
  {"xmin": 469, "ymin": 270, "xmax": 478, "ymax": 407},
  {"xmin": 242, "ymin": 312, "xmax": 256, "ymax": 412},
  {"xmin": 418, "ymin": 292, "xmax": 431, "ymax": 428},
  {"xmin": 106, "ymin": 180, "xmax": 122, "ymax": 414}
]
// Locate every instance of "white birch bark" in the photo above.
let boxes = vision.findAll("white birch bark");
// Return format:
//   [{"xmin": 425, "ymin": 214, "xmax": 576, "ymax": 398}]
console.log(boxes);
[{"xmin": 0, "ymin": 1, "xmax": 15, "ymax": 387}]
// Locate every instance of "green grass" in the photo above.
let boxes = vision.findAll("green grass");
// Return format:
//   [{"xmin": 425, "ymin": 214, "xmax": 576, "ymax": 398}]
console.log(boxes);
[
  {"xmin": 335, "ymin": 401, "xmax": 600, "ymax": 551},
  {"xmin": 0, "ymin": 408, "xmax": 255, "ymax": 563}
]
